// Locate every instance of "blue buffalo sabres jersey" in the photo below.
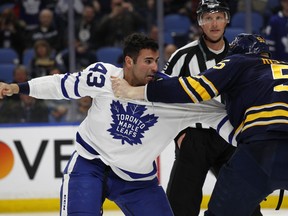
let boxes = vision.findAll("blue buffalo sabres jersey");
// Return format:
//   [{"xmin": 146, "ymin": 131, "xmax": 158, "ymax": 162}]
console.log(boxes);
[
  {"xmin": 147, "ymin": 54, "xmax": 288, "ymax": 143},
  {"xmin": 25, "ymin": 62, "xmax": 232, "ymax": 181}
]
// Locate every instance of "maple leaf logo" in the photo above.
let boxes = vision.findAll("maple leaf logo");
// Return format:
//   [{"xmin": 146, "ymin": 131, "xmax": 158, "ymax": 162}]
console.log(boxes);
[{"xmin": 107, "ymin": 100, "xmax": 158, "ymax": 145}]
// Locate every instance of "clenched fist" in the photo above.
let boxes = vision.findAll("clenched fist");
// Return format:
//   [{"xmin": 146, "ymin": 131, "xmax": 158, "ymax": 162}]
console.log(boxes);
[{"xmin": 0, "ymin": 82, "xmax": 19, "ymax": 99}]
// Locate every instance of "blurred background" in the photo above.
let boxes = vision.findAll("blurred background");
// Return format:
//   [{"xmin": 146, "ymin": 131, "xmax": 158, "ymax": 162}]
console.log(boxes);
[{"xmin": 0, "ymin": 0, "xmax": 287, "ymax": 215}]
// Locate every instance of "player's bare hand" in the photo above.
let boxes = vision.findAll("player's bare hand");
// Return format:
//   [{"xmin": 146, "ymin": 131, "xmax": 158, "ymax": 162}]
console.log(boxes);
[
  {"xmin": 111, "ymin": 77, "xmax": 145, "ymax": 100},
  {"xmin": 0, "ymin": 82, "xmax": 18, "ymax": 99},
  {"xmin": 111, "ymin": 76, "xmax": 131, "ymax": 98}
]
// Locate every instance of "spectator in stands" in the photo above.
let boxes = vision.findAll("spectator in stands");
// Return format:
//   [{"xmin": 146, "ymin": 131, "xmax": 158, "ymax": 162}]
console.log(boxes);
[
  {"xmin": 15, "ymin": 0, "xmax": 44, "ymax": 31},
  {"xmin": 30, "ymin": 39, "xmax": 57, "ymax": 78},
  {"xmin": 66, "ymin": 96, "xmax": 92, "ymax": 123},
  {"xmin": 48, "ymin": 66, "xmax": 63, "ymax": 75},
  {"xmin": 164, "ymin": 43, "xmax": 177, "ymax": 63},
  {"xmin": 16, "ymin": 94, "xmax": 49, "ymax": 123},
  {"xmin": 97, "ymin": 0, "xmax": 145, "ymax": 47},
  {"xmin": 55, "ymin": 40, "xmax": 97, "ymax": 72},
  {"xmin": 265, "ymin": 0, "xmax": 288, "ymax": 61},
  {"xmin": 237, "ymin": 0, "xmax": 269, "ymax": 30},
  {"xmin": 54, "ymin": 0, "xmax": 104, "ymax": 32},
  {"xmin": 180, "ymin": 0, "xmax": 203, "ymax": 40},
  {"xmin": 0, "ymin": 8, "xmax": 26, "ymax": 57},
  {"xmin": 47, "ymin": 100, "xmax": 69, "ymax": 123},
  {"xmin": 46, "ymin": 66, "xmax": 70, "ymax": 123},
  {"xmin": 148, "ymin": 25, "xmax": 159, "ymax": 42},
  {"xmin": 182, "ymin": 0, "xmax": 199, "ymax": 22},
  {"xmin": 0, "ymin": 66, "xmax": 28, "ymax": 120},
  {"xmin": 163, "ymin": 0, "xmax": 190, "ymax": 15},
  {"xmin": 13, "ymin": 64, "xmax": 29, "ymax": 83},
  {"xmin": 75, "ymin": 5, "xmax": 100, "ymax": 50},
  {"xmin": 54, "ymin": 0, "xmax": 85, "ymax": 28},
  {"xmin": 6, "ymin": 65, "xmax": 29, "ymax": 101},
  {"xmin": 128, "ymin": 0, "xmax": 157, "ymax": 32},
  {"xmin": 25, "ymin": 8, "xmax": 64, "ymax": 52},
  {"xmin": 82, "ymin": 0, "xmax": 103, "ymax": 18},
  {"xmin": 0, "ymin": 94, "xmax": 49, "ymax": 123}
]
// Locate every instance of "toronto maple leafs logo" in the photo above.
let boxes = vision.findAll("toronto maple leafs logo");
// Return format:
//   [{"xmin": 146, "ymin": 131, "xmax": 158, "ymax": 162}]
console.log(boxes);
[{"xmin": 108, "ymin": 100, "xmax": 158, "ymax": 145}]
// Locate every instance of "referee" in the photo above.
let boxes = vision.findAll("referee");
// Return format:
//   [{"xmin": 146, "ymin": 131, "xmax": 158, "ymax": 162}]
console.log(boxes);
[{"xmin": 163, "ymin": 1, "xmax": 262, "ymax": 215}]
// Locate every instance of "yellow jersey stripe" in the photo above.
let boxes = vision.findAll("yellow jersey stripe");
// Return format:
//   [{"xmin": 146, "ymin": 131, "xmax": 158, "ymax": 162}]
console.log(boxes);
[
  {"xmin": 200, "ymin": 75, "xmax": 219, "ymax": 96},
  {"xmin": 234, "ymin": 108, "xmax": 288, "ymax": 135},
  {"xmin": 246, "ymin": 102, "xmax": 288, "ymax": 112},
  {"xmin": 245, "ymin": 109, "xmax": 288, "ymax": 123},
  {"xmin": 242, "ymin": 119, "xmax": 288, "ymax": 132},
  {"xmin": 185, "ymin": 77, "xmax": 212, "ymax": 100},
  {"xmin": 179, "ymin": 78, "xmax": 198, "ymax": 102}
]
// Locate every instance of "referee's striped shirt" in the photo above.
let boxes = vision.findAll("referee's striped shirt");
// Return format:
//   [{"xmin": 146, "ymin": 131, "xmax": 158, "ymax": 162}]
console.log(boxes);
[{"xmin": 162, "ymin": 36, "xmax": 230, "ymax": 128}]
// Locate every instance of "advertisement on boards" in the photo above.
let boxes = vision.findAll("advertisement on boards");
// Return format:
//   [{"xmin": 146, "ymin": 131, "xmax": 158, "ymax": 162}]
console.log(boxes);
[{"xmin": 0, "ymin": 124, "xmax": 77, "ymax": 199}]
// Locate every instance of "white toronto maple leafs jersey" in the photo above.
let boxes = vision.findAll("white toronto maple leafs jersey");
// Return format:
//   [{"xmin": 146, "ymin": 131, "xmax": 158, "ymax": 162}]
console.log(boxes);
[{"xmin": 28, "ymin": 62, "xmax": 233, "ymax": 181}]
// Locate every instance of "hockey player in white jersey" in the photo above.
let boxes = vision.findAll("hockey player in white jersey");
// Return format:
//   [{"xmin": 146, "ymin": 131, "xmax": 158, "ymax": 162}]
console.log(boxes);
[{"xmin": 0, "ymin": 33, "xmax": 232, "ymax": 216}]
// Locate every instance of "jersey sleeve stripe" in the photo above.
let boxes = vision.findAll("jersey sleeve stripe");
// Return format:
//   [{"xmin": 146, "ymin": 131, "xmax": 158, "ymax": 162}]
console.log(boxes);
[
  {"xmin": 74, "ymin": 72, "xmax": 81, "ymax": 97},
  {"xmin": 179, "ymin": 78, "xmax": 198, "ymax": 102},
  {"xmin": 200, "ymin": 75, "xmax": 219, "ymax": 96},
  {"xmin": 185, "ymin": 76, "xmax": 211, "ymax": 100},
  {"xmin": 179, "ymin": 76, "xmax": 216, "ymax": 102},
  {"xmin": 61, "ymin": 73, "xmax": 70, "ymax": 99}
]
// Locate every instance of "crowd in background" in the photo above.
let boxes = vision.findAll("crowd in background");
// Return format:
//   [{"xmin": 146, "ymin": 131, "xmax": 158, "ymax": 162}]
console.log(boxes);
[{"xmin": 0, "ymin": 0, "xmax": 283, "ymax": 124}]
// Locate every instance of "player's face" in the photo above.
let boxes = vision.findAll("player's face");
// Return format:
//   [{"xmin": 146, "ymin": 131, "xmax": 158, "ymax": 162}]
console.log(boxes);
[
  {"xmin": 200, "ymin": 12, "xmax": 228, "ymax": 42},
  {"xmin": 130, "ymin": 49, "xmax": 159, "ymax": 86}
]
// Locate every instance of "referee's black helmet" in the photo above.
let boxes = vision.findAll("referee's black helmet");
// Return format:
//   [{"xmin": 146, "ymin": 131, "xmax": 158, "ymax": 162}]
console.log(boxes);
[{"xmin": 196, "ymin": 0, "xmax": 230, "ymax": 25}]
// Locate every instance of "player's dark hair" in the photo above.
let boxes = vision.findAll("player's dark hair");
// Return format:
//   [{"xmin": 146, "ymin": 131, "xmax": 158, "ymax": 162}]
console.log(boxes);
[{"xmin": 123, "ymin": 33, "xmax": 158, "ymax": 63}]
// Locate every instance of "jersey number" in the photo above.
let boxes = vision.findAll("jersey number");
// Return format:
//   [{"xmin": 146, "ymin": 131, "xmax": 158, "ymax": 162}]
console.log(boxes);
[
  {"xmin": 271, "ymin": 64, "xmax": 288, "ymax": 92},
  {"xmin": 213, "ymin": 59, "xmax": 230, "ymax": 69},
  {"xmin": 87, "ymin": 63, "xmax": 107, "ymax": 88}
]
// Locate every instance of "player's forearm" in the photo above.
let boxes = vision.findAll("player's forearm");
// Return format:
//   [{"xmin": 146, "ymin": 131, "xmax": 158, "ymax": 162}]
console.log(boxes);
[
  {"xmin": 128, "ymin": 86, "xmax": 145, "ymax": 100},
  {"xmin": 146, "ymin": 77, "xmax": 192, "ymax": 103},
  {"xmin": 112, "ymin": 76, "xmax": 193, "ymax": 102}
]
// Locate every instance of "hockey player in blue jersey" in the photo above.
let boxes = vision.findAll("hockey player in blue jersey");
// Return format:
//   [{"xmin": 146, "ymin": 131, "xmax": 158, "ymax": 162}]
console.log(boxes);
[
  {"xmin": 0, "ymin": 33, "xmax": 233, "ymax": 216},
  {"xmin": 112, "ymin": 33, "xmax": 288, "ymax": 216}
]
